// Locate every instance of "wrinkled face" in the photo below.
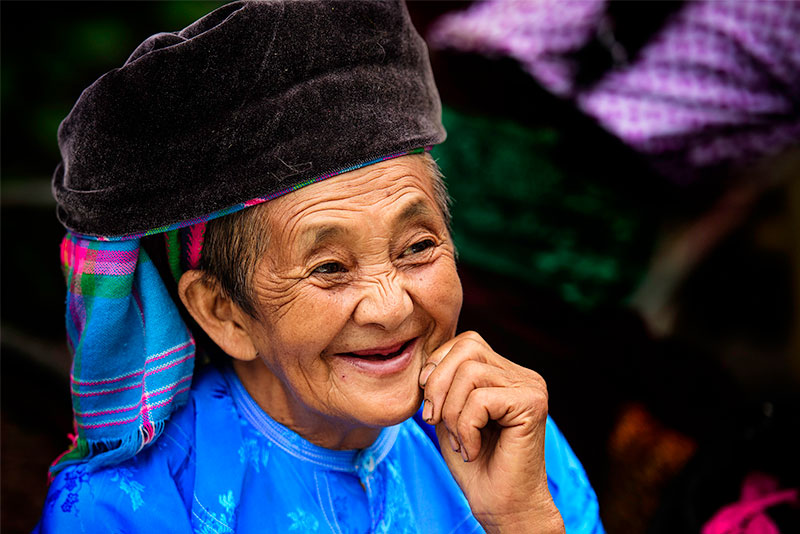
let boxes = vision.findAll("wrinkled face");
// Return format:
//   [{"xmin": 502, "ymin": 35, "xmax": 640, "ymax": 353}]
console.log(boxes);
[{"xmin": 237, "ymin": 155, "xmax": 462, "ymax": 447}]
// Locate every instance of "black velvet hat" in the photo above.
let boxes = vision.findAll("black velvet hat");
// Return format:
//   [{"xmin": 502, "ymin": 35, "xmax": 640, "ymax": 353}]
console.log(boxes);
[{"xmin": 53, "ymin": 0, "xmax": 445, "ymax": 238}]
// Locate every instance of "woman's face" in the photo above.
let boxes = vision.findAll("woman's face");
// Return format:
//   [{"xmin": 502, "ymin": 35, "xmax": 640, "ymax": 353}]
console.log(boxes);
[{"xmin": 235, "ymin": 155, "xmax": 462, "ymax": 449}]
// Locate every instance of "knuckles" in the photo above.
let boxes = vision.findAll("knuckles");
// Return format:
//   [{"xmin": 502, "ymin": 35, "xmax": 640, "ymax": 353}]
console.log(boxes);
[
  {"xmin": 458, "ymin": 330, "xmax": 486, "ymax": 344},
  {"xmin": 448, "ymin": 331, "xmax": 492, "ymax": 358},
  {"xmin": 457, "ymin": 358, "xmax": 486, "ymax": 381},
  {"xmin": 517, "ymin": 386, "xmax": 549, "ymax": 424},
  {"xmin": 426, "ymin": 330, "xmax": 551, "ymax": 428}
]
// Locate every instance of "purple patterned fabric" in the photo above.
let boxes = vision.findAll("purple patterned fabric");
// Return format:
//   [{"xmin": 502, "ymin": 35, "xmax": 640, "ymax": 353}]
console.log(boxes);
[
  {"xmin": 428, "ymin": 0, "xmax": 606, "ymax": 98},
  {"xmin": 429, "ymin": 0, "xmax": 800, "ymax": 183}
]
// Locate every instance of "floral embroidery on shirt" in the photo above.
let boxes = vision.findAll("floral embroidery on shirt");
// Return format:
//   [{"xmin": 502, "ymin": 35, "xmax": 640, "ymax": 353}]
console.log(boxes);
[
  {"xmin": 374, "ymin": 459, "xmax": 415, "ymax": 534},
  {"xmin": 46, "ymin": 465, "xmax": 90, "ymax": 515},
  {"xmin": 288, "ymin": 508, "xmax": 320, "ymax": 531},
  {"xmin": 219, "ymin": 490, "xmax": 236, "ymax": 518},
  {"xmin": 110, "ymin": 467, "xmax": 146, "ymax": 511},
  {"xmin": 196, "ymin": 511, "xmax": 233, "ymax": 533},
  {"xmin": 60, "ymin": 492, "xmax": 80, "ymax": 514},
  {"xmin": 195, "ymin": 490, "xmax": 237, "ymax": 534},
  {"xmin": 237, "ymin": 438, "xmax": 270, "ymax": 473}
]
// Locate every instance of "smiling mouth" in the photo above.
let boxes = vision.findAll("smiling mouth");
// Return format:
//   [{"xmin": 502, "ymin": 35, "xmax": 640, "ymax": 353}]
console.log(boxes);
[{"xmin": 342, "ymin": 339, "xmax": 414, "ymax": 361}]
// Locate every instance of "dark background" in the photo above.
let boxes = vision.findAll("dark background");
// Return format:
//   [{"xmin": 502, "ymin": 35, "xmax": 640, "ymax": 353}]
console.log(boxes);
[{"xmin": 2, "ymin": 2, "xmax": 798, "ymax": 533}]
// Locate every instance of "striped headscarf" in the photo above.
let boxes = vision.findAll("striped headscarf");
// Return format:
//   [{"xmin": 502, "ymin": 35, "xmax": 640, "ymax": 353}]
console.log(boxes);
[{"xmin": 51, "ymin": 231, "xmax": 200, "ymax": 475}]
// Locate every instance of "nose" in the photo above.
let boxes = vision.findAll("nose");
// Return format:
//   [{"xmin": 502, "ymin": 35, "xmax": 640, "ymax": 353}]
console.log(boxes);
[{"xmin": 352, "ymin": 271, "xmax": 413, "ymax": 330}]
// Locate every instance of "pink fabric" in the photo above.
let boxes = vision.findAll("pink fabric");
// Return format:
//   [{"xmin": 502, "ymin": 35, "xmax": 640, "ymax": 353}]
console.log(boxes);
[
  {"xmin": 702, "ymin": 472, "xmax": 798, "ymax": 534},
  {"xmin": 184, "ymin": 222, "xmax": 206, "ymax": 270}
]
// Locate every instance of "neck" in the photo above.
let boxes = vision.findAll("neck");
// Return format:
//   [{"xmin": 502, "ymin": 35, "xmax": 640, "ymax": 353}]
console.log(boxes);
[{"xmin": 231, "ymin": 358, "xmax": 382, "ymax": 450}]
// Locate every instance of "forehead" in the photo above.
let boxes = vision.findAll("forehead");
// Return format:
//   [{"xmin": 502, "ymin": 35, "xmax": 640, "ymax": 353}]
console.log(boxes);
[{"xmin": 262, "ymin": 155, "xmax": 442, "ymax": 238}]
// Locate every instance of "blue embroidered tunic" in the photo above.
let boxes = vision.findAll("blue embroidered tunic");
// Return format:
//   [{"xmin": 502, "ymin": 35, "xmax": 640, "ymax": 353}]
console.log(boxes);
[{"xmin": 35, "ymin": 366, "xmax": 605, "ymax": 533}]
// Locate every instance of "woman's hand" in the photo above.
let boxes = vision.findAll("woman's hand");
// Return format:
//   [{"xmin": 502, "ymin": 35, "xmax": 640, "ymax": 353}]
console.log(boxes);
[{"xmin": 419, "ymin": 331, "xmax": 565, "ymax": 534}]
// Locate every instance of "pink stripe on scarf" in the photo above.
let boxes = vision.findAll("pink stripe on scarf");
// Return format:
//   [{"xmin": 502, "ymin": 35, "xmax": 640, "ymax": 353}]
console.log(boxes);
[
  {"xmin": 71, "ymin": 353, "xmax": 194, "ymax": 396},
  {"xmin": 70, "ymin": 339, "xmax": 194, "ymax": 386},
  {"xmin": 185, "ymin": 222, "xmax": 206, "ymax": 270},
  {"xmin": 76, "ymin": 385, "xmax": 192, "ymax": 429},
  {"xmin": 75, "ymin": 375, "xmax": 193, "ymax": 417}
]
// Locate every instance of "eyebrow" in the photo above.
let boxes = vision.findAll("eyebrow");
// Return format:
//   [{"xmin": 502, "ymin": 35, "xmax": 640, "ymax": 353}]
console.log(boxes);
[
  {"xmin": 393, "ymin": 200, "xmax": 435, "ymax": 227},
  {"xmin": 303, "ymin": 225, "xmax": 344, "ymax": 251}
]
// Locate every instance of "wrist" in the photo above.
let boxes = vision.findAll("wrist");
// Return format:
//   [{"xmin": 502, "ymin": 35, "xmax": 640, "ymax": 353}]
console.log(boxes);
[{"xmin": 479, "ymin": 502, "xmax": 565, "ymax": 534}]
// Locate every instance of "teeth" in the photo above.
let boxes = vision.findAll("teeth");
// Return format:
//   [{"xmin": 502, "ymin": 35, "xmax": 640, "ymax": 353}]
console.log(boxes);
[
  {"xmin": 348, "ymin": 341, "xmax": 407, "ymax": 360},
  {"xmin": 349, "ymin": 340, "xmax": 407, "ymax": 357}
]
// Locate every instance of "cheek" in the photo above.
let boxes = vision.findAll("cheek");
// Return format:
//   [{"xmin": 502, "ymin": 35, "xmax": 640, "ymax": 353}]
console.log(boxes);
[
  {"xmin": 414, "ymin": 260, "xmax": 462, "ymax": 326},
  {"xmin": 265, "ymin": 287, "xmax": 355, "ymax": 351}
]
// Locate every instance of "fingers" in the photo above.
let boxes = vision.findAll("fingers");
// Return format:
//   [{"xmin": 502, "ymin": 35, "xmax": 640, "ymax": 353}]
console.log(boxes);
[
  {"xmin": 457, "ymin": 386, "xmax": 549, "ymax": 463},
  {"xmin": 438, "ymin": 360, "xmax": 502, "ymax": 441},
  {"xmin": 457, "ymin": 387, "xmax": 500, "ymax": 462},
  {"xmin": 420, "ymin": 331, "xmax": 495, "ymax": 425},
  {"xmin": 420, "ymin": 331, "xmax": 550, "ymax": 462},
  {"xmin": 418, "ymin": 333, "xmax": 469, "ymax": 388},
  {"xmin": 437, "ymin": 360, "xmax": 501, "ymax": 460}
]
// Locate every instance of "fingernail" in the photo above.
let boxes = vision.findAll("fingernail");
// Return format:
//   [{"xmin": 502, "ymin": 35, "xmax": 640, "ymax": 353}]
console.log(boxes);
[
  {"xmin": 460, "ymin": 446, "xmax": 469, "ymax": 462},
  {"xmin": 422, "ymin": 399, "xmax": 433, "ymax": 421},
  {"xmin": 448, "ymin": 432, "xmax": 460, "ymax": 452},
  {"xmin": 419, "ymin": 362, "xmax": 437, "ymax": 387}
]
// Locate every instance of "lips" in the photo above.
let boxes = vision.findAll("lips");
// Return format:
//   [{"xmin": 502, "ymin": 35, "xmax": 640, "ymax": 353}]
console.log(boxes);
[
  {"xmin": 346, "ymin": 340, "xmax": 410, "ymax": 360},
  {"xmin": 334, "ymin": 338, "xmax": 418, "ymax": 376}
]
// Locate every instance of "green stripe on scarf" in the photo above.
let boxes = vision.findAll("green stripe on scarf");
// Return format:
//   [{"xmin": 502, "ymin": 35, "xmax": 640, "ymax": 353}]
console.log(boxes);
[{"xmin": 165, "ymin": 230, "xmax": 182, "ymax": 284}]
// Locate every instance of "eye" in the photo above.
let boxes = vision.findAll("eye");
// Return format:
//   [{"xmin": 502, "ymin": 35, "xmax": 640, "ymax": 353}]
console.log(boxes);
[
  {"xmin": 401, "ymin": 239, "xmax": 435, "ymax": 258},
  {"xmin": 312, "ymin": 262, "xmax": 348, "ymax": 275}
]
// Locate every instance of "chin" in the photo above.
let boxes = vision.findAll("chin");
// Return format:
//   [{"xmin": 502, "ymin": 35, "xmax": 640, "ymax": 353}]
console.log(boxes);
[{"xmin": 353, "ymin": 386, "xmax": 423, "ymax": 429}]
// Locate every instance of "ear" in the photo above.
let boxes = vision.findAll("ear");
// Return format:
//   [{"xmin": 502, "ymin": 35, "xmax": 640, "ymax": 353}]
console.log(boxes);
[{"xmin": 178, "ymin": 270, "xmax": 259, "ymax": 362}]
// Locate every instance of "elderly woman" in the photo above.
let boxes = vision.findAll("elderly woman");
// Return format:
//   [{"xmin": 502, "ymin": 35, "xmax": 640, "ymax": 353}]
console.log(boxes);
[{"xmin": 36, "ymin": 2, "xmax": 603, "ymax": 533}]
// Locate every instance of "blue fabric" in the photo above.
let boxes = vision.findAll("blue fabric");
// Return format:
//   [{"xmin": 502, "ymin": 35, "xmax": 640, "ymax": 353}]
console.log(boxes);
[
  {"xmin": 54, "ymin": 235, "xmax": 196, "ymax": 474},
  {"xmin": 35, "ymin": 366, "xmax": 604, "ymax": 533}
]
